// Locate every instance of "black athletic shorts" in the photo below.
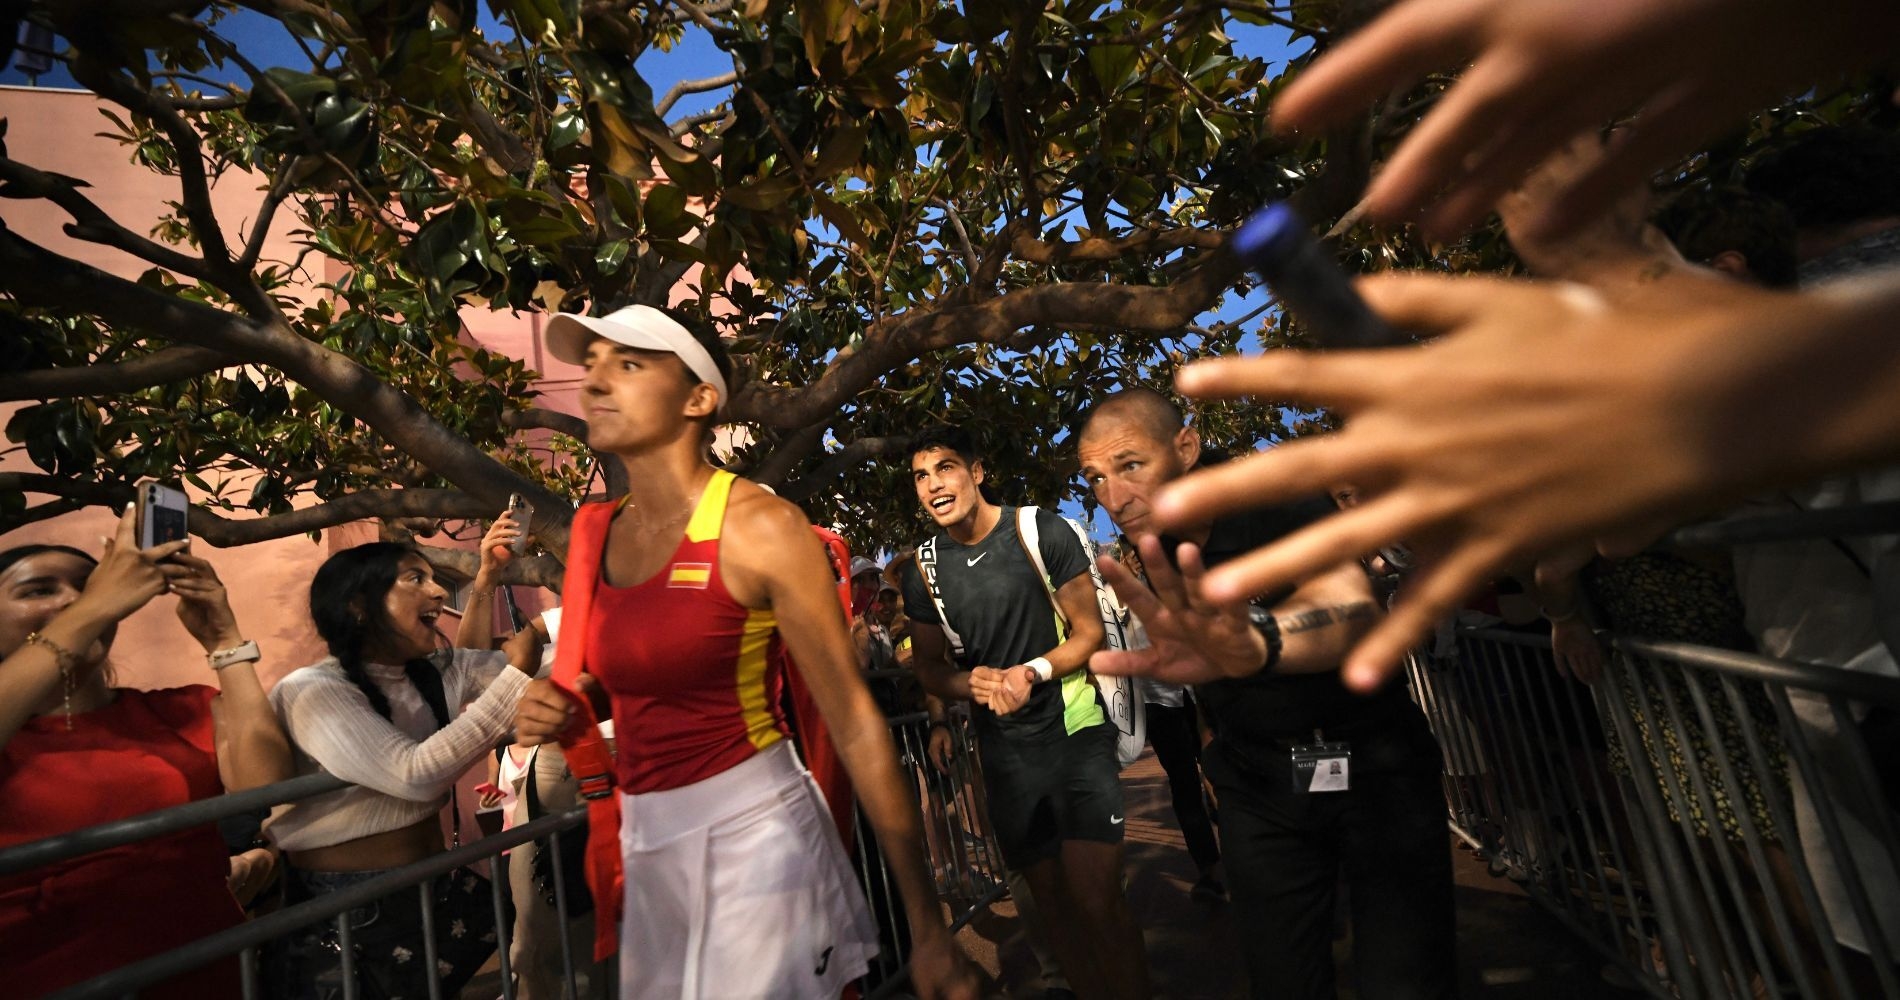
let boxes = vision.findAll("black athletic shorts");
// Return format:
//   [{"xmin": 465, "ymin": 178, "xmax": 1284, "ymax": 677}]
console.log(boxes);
[{"xmin": 979, "ymin": 721, "xmax": 1125, "ymax": 868}]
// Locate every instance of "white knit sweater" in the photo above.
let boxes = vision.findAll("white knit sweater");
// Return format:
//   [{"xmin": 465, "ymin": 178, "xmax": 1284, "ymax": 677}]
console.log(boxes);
[{"xmin": 266, "ymin": 648, "xmax": 531, "ymax": 852}]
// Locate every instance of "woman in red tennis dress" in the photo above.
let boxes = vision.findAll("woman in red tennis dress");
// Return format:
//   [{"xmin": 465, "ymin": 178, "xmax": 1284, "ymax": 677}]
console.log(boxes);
[{"xmin": 512, "ymin": 304, "xmax": 977, "ymax": 1000}]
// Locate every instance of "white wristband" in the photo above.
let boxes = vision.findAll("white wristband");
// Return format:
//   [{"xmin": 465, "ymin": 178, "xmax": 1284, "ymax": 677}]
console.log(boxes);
[
  {"xmin": 207, "ymin": 639, "xmax": 261, "ymax": 671},
  {"xmin": 1025, "ymin": 657, "xmax": 1054, "ymax": 683}
]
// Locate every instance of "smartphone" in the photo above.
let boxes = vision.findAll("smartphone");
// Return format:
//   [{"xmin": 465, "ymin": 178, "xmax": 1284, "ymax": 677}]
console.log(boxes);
[
  {"xmin": 1230, "ymin": 202, "xmax": 1409, "ymax": 350},
  {"xmin": 134, "ymin": 479, "xmax": 190, "ymax": 550},
  {"xmin": 506, "ymin": 494, "xmax": 534, "ymax": 555}
]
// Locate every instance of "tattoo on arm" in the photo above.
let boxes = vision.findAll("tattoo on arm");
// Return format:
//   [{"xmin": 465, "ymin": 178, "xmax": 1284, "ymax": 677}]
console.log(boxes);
[{"xmin": 1278, "ymin": 601, "xmax": 1378, "ymax": 635}]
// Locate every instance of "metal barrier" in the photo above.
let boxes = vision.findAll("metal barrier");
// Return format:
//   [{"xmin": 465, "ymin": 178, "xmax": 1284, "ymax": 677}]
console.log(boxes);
[
  {"xmin": 858, "ymin": 709, "xmax": 1011, "ymax": 998},
  {"xmin": 1413, "ymin": 628, "xmax": 1900, "ymax": 999},
  {"xmin": 13, "ymin": 704, "xmax": 1007, "ymax": 999}
]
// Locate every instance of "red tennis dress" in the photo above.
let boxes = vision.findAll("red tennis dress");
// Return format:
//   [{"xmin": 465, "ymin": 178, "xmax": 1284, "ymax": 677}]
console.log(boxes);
[
  {"xmin": 580, "ymin": 471, "xmax": 877, "ymax": 999},
  {"xmin": 588, "ymin": 474, "xmax": 792, "ymax": 794}
]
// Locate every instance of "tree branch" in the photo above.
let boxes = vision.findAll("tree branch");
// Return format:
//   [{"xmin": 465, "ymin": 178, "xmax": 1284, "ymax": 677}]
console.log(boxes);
[
  {"xmin": 931, "ymin": 198, "xmax": 979, "ymax": 276},
  {"xmin": 0, "ymin": 224, "xmax": 574, "ymax": 552},
  {"xmin": 779, "ymin": 436, "xmax": 907, "ymax": 503},
  {"xmin": 0, "ymin": 156, "xmax": 216, "ymax": 281},
  {"xmin": 667, "ymin": 0, "xmax": 735, "ymax": 38},
  {"xmin": 6, "ymin": 499, "xmax": 85, "ymax": 530},
  {"xmin": 998, "ymin": 9, "xmax": 1043, "ymax": 223},
  {"xmin": 656, "ymin": 72, "xmax": 738, "ymax": 117},
  {"xmin": 411, "ymin": 544, "xmax": 566, "ymax": 590},
  {"xmin": 1114, "ymin": 2, "xmax": 1302, "ymax": 46},
  {"xmin": 729, "ymin": 238, "xmax": 1244, "ymax": 429},
  {"xmin": 237, "ymin": 157, "xmax": 300, "ymax": 272},
  {"xmin": 502, "ymin": 407, "xmax": 589, "ymax": 439},
  {"xmin": 68, "ymin": 62, "xmax": 235, "ymax": 270},
  {"xmin": 0, "ymin": 346, "xmax": 233, "ymax": 402},
  {"xmin": 748, "ymin": 422, "xmax": 828, "ymax": 488},
  {"xmin": 0, "ymin": 473, "xmax": 495, "ymax": 547},
  {"xmin": 670, "ymin": 107, "xmax": 734, "ymax": 138},
  {"xmin": 1011, "ymin": 227, "xmax": 1224, "ymax": 265},
  {"xmin": 967, "ymin": 218, "xmax": 1033, "ymax": 296}
]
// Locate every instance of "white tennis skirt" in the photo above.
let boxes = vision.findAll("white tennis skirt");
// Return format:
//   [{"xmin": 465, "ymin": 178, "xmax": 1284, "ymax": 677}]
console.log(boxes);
[{"xmin": 617, "ymin": 740, "xmax": 878, "ymax": 999}]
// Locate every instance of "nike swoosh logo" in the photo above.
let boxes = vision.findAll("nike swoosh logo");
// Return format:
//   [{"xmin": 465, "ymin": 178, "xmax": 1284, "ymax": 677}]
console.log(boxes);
[
  {"xmin": 1109, "ymin": 814, "xmax": 1124, "ymax": 824},
  {"xmin": 815, "ymin": 945, "xmax": 835, "ymax": 976},
  {"xmin": 966, "ymin": 552, "xmax": 987, "ymax": 567}
]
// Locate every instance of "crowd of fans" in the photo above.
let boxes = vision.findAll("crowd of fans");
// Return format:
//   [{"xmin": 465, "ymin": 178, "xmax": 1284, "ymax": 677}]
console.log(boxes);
[{"xmin": 3, "ymin": 0, "xmax": 1899, "ymax": 996}]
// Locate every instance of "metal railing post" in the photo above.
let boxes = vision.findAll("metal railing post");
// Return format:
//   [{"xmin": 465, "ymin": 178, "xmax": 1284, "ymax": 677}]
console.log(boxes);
[
  {"xmin": 1765, "ymin": 685, "xmax": 1893, "ymax": 998},
  {"xmin": 546, "ymin": 828, "xmax": 581, "ymax": 1000},
  {"xmin": 492, "ymin": 861, "xmax": 516, "ymax": 1000}
]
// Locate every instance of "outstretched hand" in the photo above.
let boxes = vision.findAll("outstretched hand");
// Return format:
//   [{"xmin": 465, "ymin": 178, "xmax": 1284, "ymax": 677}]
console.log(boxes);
[
  {"xmin": 1272, "ymin": 0, "xmax": 1898, "ymax": 240},
  {"xmin": 1088, "ymin": 535, "xmax": 1267, "ymax": 687},
  {"xmin": 1153, "ymin": 267, "xmax": 1900, "ymax": 690}
]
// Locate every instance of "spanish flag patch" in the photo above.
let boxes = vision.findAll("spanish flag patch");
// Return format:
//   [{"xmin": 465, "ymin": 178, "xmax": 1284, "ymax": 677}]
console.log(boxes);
[{"xmin": 668, "ymin": 562, "xmax": 712, "ymax": 589}]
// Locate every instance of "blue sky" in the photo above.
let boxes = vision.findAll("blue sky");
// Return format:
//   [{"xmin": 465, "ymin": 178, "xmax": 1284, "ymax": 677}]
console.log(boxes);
[{"xmin": 4, "ymin": 10, "xmax": 1307, "ymax": 540}]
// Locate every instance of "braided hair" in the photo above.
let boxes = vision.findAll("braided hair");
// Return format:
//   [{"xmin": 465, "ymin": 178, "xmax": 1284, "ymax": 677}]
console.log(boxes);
[{"xmin": 308, "ymin": 542, "xmax": 440, "ymax": 721}]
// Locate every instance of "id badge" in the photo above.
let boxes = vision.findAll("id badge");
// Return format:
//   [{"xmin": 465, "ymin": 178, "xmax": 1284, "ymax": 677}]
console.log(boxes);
[{"xmin": 1290, "ymin": 740, "xmax": 1351, "ymax": 793}]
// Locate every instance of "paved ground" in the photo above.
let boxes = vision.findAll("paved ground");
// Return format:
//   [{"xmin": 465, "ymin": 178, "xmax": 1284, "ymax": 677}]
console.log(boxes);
[
  {"xmin": 468, "ymin": 750, "xmax": 1645, "ymax": 998},
  {"xmin": 950, "ymin": 751, "xmax": 1644, "ymax": 999}
]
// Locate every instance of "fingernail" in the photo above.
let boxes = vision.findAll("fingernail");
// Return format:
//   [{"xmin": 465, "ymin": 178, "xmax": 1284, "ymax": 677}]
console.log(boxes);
[{"xmin": 1345, "ymin": 659, "xmax": 1378, "ymax": 692}]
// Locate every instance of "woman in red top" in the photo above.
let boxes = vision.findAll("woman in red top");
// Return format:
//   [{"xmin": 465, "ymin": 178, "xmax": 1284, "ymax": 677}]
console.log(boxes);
[
  {"xmin": 0, "ymin": 506, "xmax": 290, "ymax": 998},
  {"xmin": 513, "ymin": 305, "xmax": 978, "ymax": 999}
]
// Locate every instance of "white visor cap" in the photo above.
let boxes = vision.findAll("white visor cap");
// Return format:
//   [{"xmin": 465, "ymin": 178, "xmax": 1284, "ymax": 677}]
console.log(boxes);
[{"xmin": 543, "ymin": 304, "xmax": 728, "ymax": 409}]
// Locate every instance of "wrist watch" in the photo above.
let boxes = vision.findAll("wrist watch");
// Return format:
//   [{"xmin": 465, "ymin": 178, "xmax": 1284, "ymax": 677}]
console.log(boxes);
[
  {"xmin": 207, "ymin": 639, "xmax": 261, "ymax": 671},
  {"xmin": 1246, "ymin": 604, "xmax": 1283, "ymax": 673}
]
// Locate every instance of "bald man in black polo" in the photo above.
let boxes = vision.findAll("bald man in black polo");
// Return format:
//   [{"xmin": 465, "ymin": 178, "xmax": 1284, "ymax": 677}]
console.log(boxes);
[{"xmin": 1077, "ymin": 387, "xmax": 1455, "ymax": 1000}]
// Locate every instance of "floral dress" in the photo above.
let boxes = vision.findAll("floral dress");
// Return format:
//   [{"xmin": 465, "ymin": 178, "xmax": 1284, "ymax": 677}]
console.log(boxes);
[{"xmin": 1586, "ymin": 551, "xmax": 1789, "ymax": 842}]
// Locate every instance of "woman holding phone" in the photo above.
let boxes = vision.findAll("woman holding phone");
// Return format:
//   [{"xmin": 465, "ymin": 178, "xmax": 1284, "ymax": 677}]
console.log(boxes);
[
  {"xmin": 263, "ymin": 525, "xmax": 541, "ymax": 999},
  {"xmin": 0, "ymin": 505, "xmax": 289, "ymax": 998}
]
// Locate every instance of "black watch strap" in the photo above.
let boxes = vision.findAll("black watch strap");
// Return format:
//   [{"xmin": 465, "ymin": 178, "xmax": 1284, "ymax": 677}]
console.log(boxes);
[{"xmin": 1248, "ymin": 604, "xmax": 1283, "ymax": 673}]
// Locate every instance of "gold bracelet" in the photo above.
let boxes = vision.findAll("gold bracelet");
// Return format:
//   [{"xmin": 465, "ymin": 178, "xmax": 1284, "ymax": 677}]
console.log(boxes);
[{"xmin": 24, "ymin": 631, "xmax": 79, "ymax": 730}]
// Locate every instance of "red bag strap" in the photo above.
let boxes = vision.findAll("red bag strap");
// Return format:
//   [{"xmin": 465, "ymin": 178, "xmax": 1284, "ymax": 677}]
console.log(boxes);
[
  {"xmin": 549, "ymin": 500, "xmax": 624, "ymax": 962},
  {"xmin": 814, "ymin": 526, "xmax": 853, "ymax": 611},
  {"xmin": 788, "ymin": 525, "xmax": 858, "ymax": 844}
]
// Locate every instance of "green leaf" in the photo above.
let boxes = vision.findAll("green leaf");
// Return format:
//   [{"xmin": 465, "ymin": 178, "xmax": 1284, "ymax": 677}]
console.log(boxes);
[
  {"xmin": 1087, "ymin": 43, "xmax": 1138, "ymax": 95},
  {"xmin": 643, "ymin": 183, "xmax": 693, "ymax": 239},
  {"xmin": 594, "ymin": 239, "xmax": 630, "ymax": 273}
]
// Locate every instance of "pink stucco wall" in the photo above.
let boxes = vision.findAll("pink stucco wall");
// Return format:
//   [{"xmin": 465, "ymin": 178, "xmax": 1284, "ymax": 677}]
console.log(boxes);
[{"xmin": 0, "ymin": 86, "xmax": 608, "ymax": 689}]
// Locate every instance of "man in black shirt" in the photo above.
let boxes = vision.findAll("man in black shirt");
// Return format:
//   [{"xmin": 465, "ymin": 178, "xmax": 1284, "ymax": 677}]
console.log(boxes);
[
  {"xmin": 900, "ymin": 424, "xmax": 1150, "ymax": 1000},
  {"xmin": 1077, "ymin": 388, "xmax": 1454, "ymax": 1000}
]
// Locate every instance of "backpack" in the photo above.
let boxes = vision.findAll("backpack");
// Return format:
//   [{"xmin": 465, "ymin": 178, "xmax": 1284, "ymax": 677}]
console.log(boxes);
[{"xmin": 917, "ymin": 507, "xmax": 1146, "ymax": 767}]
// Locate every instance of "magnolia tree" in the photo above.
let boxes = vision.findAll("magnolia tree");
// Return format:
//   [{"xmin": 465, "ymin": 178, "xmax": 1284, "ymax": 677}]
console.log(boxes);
[{"xmin": 0, "ymin": 0, "xmax": 1875, "ymax": 580}]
